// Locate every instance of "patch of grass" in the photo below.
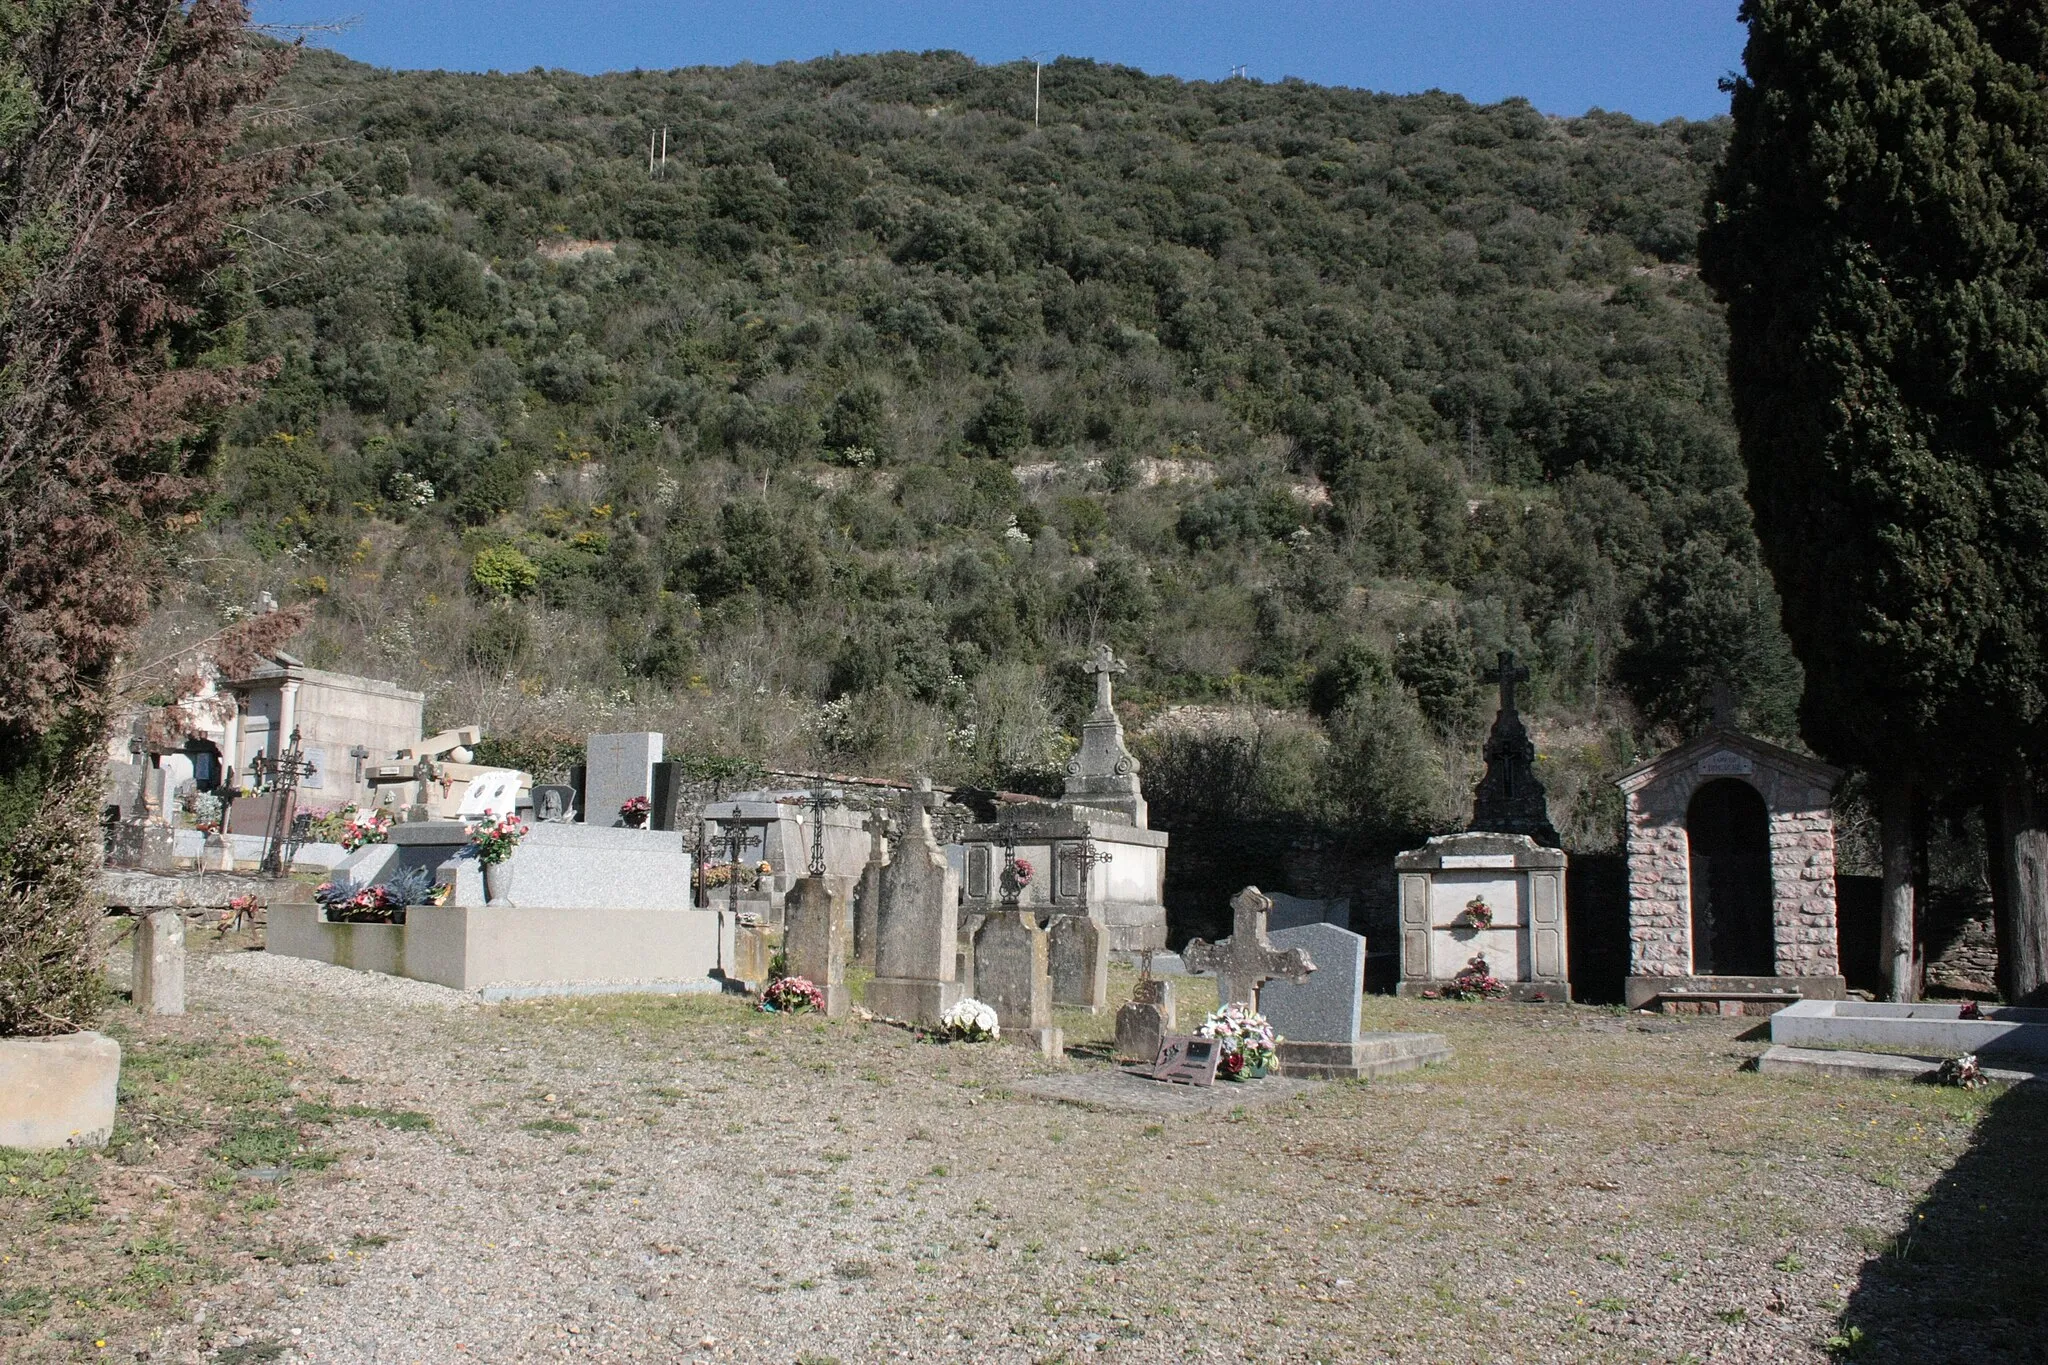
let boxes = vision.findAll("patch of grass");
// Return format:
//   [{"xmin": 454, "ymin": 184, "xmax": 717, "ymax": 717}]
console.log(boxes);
[
  {"xmin": 1774, "ymin": 1253, "xmax": 1804, "ymax": 1273},
  {"xmin": 1714, "ymin": 1308, "xmax": 1749, "ymax": 1326},
  {"xmin": 834, "ymin": 1259, "xmax": 873, "ymax": 1281},
  {"xmin": 347, "ymin": 1233, "xmax": 393, "ymax": 1250},
  {"xmin": 521, "ymin": 1117, "xmax": 581, "ymax": 1135},
  {"xmin": 0, "ymin": 1286, "xmax": 52, "ymax": 1322},
  {"xmin": 211, "ymin": 1122, "xmax": 337, "ymax": 1171},
  {"xmin": 216, "ymin": 1340, "xmax": 288, "ymax": 1364}
]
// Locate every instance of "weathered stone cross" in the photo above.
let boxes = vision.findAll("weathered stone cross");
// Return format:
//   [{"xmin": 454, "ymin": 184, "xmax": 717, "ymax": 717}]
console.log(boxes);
[
  {"xmin": 1086, "ymin": 642, "xmax": 1127, "ymax": 714},
  {"xmin": 1182, "ymin": 886, "xmax": 1316, "ymax": 1011},
  {"xmin": 1492, "ymin": 650, "xmax": 1530, "ymax": 716}
]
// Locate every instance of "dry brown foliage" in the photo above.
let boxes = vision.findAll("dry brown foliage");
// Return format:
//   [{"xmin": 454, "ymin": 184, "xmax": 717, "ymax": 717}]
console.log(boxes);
[{"xmin": 0, "ymin": 1, "xmax": 300, "ymax": 736}]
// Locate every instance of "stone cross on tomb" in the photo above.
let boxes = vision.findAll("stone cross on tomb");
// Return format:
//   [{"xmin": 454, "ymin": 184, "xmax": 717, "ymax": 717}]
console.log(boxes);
[
  {"xmin": 1493, "ymin": 650, "xmax": 1529, "ymax": 716},
  {"xmin": 1182, "ymin": 886, "xmax": 1316, "ymax": 1011},
  {"xmin": 1086, "ymin": 642, "xmax": 1127, "ymax": 714}
]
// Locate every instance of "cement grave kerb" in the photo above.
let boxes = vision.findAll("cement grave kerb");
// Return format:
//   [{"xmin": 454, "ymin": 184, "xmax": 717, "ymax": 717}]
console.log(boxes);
[{"xmin": 1769, "ymin": 998, "xmax": 2048, "ymax": 1062}]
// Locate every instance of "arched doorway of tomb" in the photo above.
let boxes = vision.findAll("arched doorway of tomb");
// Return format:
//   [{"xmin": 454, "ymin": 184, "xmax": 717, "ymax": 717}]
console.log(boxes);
[{"xmin": 1687, "ymin": 777, "xmax": 1775, "ymax": 976}]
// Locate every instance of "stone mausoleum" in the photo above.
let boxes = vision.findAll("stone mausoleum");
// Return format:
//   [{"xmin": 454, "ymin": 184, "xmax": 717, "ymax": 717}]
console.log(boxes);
[
  {"xmin": 1396, "ymin": 652, "xmax": 1571, "ymax": 1001},
  {"xmin": 1615, "ymin": 721, "xmax": 1845, "ymax": 1011}
]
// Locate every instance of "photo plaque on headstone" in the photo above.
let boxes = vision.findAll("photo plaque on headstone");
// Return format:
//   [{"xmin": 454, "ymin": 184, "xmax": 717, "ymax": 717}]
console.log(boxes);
[{"xmin": 1150, "ymin": 1034, "xmax": 1220, "ymax": 1087}]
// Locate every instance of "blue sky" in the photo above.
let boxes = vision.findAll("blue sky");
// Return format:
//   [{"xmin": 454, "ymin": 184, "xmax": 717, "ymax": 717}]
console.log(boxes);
[{"xmin": 253, "ymin": 1, "xmax": 1745, "ymax": 123}]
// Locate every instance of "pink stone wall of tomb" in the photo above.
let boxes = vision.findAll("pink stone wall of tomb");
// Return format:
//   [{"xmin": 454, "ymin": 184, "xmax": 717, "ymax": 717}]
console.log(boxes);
[{"xmin": 1623, "ymin": 759, "xmax": 1838, "ymax": 979}]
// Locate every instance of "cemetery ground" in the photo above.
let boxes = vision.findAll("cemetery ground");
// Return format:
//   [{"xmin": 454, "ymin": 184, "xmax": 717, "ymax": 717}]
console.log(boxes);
[{"xmin": 5, "ymin": 936, "xmax": 2044, "ymax": 1365}]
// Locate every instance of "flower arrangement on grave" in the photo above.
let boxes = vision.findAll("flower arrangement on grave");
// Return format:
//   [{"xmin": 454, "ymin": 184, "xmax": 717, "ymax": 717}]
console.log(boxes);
[
  {"xmin": 941, "ymin": 997, "xmax": 1000, "ymax": 1042},
  {"xmin": 466, "ymin": 812, "xmax": 527, "ymax": 865},
  {"xmin": 1436, "ymin": 954, "xmax": 1508, "ymax": 1001},
  {"xmin": 422, "ymin": 881, "xmax": 454, "ymax": 907},
  {"xmin": 1929, "ymin": 1053, "xmax": 1987, "ymax": 1089},
  {"xmin": 1199, "ymin": 1003, "xmax": 1280, "ymax": 1080},
  {"xmin": 1461, "ymin": 894, "xmax": 1494, "ymax": 930},
  {"xmin": 337, "ymin": 804, "xmax": 393, "ymax": 852},
  {"xmin": 187, "ymin": 790, "xmax": 225, "ymax": 835},
  {"xmin": 314, "ymin": 868, "xmax": 422, "ymax": 924},
  {"xmin": 1011, "ymin": 858, "xmax": 1033, "ymax": 885},
  {"xmin": 619, "ymin": 795, "xmax": 651, "ymax": 828},
  {"xmin": 761, "ymin": 975, "xmax": 825, "ymax": 1014},
  {"xmin": 217, "ymin": 892, "xmax": 264, "ymax": 936}
]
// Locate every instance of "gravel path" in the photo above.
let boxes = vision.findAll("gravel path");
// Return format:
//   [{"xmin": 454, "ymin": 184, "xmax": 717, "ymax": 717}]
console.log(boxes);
[{"xmin": 125, "ymin": 950, "xmax": 1988, "ymax": 1364}]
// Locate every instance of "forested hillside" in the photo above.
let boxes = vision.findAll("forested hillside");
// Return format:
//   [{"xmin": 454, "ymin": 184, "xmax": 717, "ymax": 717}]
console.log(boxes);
[{"xmin": 182, "ymin": 46, "xmax": 1802, "ymax": 858}]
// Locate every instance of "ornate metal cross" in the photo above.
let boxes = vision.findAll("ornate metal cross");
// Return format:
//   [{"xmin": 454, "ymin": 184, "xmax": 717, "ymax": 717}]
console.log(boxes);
[
  {"xmin": 718, "ymin": 804, "xmax": 765, "ymax": 919},
  {"xmin": 1181, "ymin": 886, "xmax": 1316, "ymax": 1010},
  {"xmin": 1059, "ymin": 837, "xmax": 1114, "ymax": 903},
  {"xmin": 805, "ymin": 787, "xmax": 843, "ymax": 878},
  {"xmin": 259, "ymin": 728, "xmax": 318, "ymax": 878}
]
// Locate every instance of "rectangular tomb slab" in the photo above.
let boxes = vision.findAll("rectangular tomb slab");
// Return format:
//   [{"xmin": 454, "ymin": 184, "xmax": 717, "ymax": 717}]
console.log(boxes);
[{"xmin": 1770, "ymin": 998, "xmax": 2048, "ymax": 1062}]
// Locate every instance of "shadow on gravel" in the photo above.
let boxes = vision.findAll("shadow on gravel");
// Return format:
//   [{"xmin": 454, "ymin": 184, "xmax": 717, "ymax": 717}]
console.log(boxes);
[{"xmin": 1837, "ymin": 1081, "xmax": 2048, "ymax": 1362}]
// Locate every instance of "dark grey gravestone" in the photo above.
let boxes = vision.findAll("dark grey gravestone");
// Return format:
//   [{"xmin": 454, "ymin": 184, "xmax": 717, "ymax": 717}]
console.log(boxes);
[
  {"xmin": 1259, "ymin": 922, "xmax": 1364, "ymax": 1044},
  {"xmin": 1047, "ymin": 913, "xmax": 1108, "ymax": 1012},
  {"xmin": 583, "ymin": 732, "xmax": 662, "ymax": 829}
]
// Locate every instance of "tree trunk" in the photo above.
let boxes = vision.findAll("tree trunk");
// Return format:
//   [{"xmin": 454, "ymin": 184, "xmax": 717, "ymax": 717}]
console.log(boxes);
[
  {"xmin": 1880, "ymin": 780, "xmax": 1916, "ymax": 1002},
  {"xmin": 1993, "ymin": 776, "xmax": 2048, "ymax": 1005}
]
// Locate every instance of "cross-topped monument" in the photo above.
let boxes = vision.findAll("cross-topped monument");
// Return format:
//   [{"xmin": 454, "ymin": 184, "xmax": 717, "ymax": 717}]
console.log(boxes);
[
  {"xmin": 1087, "ymin": 642, "xmax": 1127, "ymax": 715},
  {"xmin": 1183, "ymin": 886, "xmax": 1317, "ymax": 1010},
  {"xmin": 1469, "ymin": 649, "xmax": 1559, "ymax": 846},
  {"xmin": 1060, "ymin": 643, "xmax": 1147, "ymax": 827},
  {"xmin": 1492, "ymin": 650, "xmax": 1529, "ymax": 716}
]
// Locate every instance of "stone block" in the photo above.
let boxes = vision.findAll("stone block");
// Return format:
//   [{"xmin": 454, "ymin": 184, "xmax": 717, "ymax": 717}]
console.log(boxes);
[
  {"xmin": 973, "ymin": 909, "xmax": 1055, "ymax": 1052},
  {"xmin": 1277, "ymin": 1031, "xmax": 1452, "ymax": 1080},
  {"xmin": 1048, "ymin": 913, "xmax": 1108, "ymax": 1013},
  {"xmin": 783, "ymin": 875, "xmax": 849, "ymax": 1018},
  {"xmin": 1114, "ymin": 979, "xmax": 1175, "ymax": 1062},
  {"xmin": 132, "ymin": 910, "xmax": 186, "ymax": 1016},
  {"xmin": 1259, "ymin": 922, "xmax": 1364, "ymax": 1045},
  {"xmin": 0, "ymin": 1032, "xmax": 120, "ymax": 1149}
]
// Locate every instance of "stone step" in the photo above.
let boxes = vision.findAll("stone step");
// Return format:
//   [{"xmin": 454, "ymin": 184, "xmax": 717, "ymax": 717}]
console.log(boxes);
[{"xmin": 1279, "ymin": 1031, "xmax": 1453, "ymax": 1080}]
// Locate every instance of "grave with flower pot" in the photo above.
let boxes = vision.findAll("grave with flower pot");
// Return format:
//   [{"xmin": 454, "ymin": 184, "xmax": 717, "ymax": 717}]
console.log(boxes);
[
  {"xmin": 1395, "ymin": 653, "xmax": 1572, "ymax": 1001},
  {"xmin": 267, "ymin": 736, "xmax": 713, "ymax": 996},
  {"xmin": 1185, "ymin": 887, "xmax": 1452, "ymax": 1081}
]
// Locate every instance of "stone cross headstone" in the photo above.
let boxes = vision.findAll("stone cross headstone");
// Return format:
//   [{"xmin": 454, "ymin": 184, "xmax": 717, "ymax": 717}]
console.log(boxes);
[
  {"xmin": 869, "ymin": 779, "xmax": 962, "ymax": 1026},
  {"xmin": 972, "ymin": 910, "xmax": 1062, "ymax": 1058},
  {"xmin": 783, "ymin": 874, "xmax": 849, "ymax": 1018},
  {"xmin": 1183, "ymin": 886, "xmax": 1316, "ymax": 1010},
  {"xmin": 132, "ymin": 910, "xmax": 186, "ymax": 1016},
  {"xmin": 584, "ymin": 732, "xmax": 663, "ymax": 828}
]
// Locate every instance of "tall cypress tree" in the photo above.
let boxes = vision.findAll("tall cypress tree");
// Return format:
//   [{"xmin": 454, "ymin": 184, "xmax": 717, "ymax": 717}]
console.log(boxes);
[{"xmin": 1700, "ymin": 0, "xmax": 2048, "ymax": 1001}]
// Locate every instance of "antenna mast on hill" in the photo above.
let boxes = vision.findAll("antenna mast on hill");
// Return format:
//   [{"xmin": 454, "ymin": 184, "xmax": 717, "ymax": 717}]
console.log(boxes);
[{"xmin": 1025, "ymin": 51, "xmax": 1049, "ymax": 126}]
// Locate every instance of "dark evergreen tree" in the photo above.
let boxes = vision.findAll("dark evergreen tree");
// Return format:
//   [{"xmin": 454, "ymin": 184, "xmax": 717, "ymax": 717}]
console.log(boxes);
[{"xmin": 1700, "ymin": 0, "xmax": 2048, "ymax": 1000}]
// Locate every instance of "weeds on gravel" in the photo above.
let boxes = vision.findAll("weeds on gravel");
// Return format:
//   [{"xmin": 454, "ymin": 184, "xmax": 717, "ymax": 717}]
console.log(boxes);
[{"xmin": 522, "ymin": 1117, "xmax": 581, "ymax": 1135}]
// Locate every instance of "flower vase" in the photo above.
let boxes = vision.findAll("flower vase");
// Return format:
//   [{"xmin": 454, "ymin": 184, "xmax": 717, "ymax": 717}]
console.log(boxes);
[
  {"xmin": 483, "ymin": 861, "xmax": 513, "ymax": 906},
  {"xmin": 1244, "ymin": 1060, "xmax": 1269, "ymax": 1080},
  {"xmin": 623, "ymin": 812, "xmax": 648, "ymax": 829}
]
